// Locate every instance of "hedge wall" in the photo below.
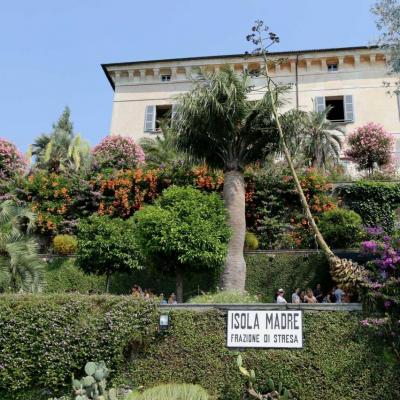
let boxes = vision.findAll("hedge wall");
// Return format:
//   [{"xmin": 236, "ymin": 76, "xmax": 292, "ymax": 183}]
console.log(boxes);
[
  {"xmin": 0, "ymin": 295, "xmax": 399, "ymax": 400},
  {"xmin": 122, "ymin": 310, "xmax": 399, "ymax": 400},
  {"xmin": 245, "ymin": 253, "xmax": 332, "ymax": 301},
  {"xmin": 44, "ymin": 253, "xmax": 333, "ymax": 301},
  {"xmin": 0, "ymin": 295, "xmax": 158, "ymax": 399}
]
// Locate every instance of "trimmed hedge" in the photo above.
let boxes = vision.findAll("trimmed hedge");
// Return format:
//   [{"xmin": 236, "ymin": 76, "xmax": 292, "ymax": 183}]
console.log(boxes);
[
  {"xmin": 121, "ymin": 310, "xmax": 400, "ymax": 400},
  {"xmin": 337, "ymin": 181, "xmax": 400, "ymax": 232},
  {"xmin": 0, "ymin": 296, "xmax": 398, "ymax": 400},
  {"xmin": 245, "ymin": 253, "xmax": 332, "ymax": 301},
  {"xmin": 0, "ymin": 295, "xmax": 158, "ymax": 398}
]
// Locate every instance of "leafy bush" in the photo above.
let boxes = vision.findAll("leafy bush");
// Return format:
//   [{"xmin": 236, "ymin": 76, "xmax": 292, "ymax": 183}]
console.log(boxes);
[
  {"xmin": 345, "ymin": 122, "xmax": 394, "ymax": 174},
  {"xmin": 92, "ymin": 136, "xmax": 145, "ymax": 171},
  {"xmin": 120, "ymin": 311, "xmax": 400, "ymax": 400},
  {"xmin": 244, "ymin": 231, "xmax": 259, "ymax": 250},
  {"xmin": 127, "ymin": 384, "xmax": 209, "ymax": 400},
  {"xmin": 52, "ymin": 234, "xmax": 77, "ymax": 255},
  {"xmin": 76, "ymin": 215, "xmax": 141, "ymax": 291},
  {"xmin": 317, "ymin": 208, "xmax": 363, "ymax": 248},
  {"xmin": 44, "ymin": 258, "xmax": 106, "ymax": 293},
  {"xmin": 0, "ymin": 138, "xmax": 26, "ymax": 180},
  {"xmin": 0, "ymin": 295, "xmax": 158, "ymax": 398},
  {"xmin": 188, "ymin": 289, "xmax": 259, "ymax": 304},
  {"xmin": 336, "ymin": 181, "xmax": 400, "ymax": 233},
  {"xmin": 135, "ymin": 186, "xmax": 230, "ymax": 302}
]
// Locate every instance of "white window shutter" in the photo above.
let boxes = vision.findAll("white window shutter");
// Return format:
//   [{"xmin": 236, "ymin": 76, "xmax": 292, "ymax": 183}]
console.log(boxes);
[
  {"xmin": 144, "ymin": 105, "xmax": 156, "ymax": 132},
  {"xmin": 315, "ymin": 96, "xmax": 326, "ymax": 112},
  {"xmin": 344, "ymin": 95, "xmax": 354, "ymax": 122}
]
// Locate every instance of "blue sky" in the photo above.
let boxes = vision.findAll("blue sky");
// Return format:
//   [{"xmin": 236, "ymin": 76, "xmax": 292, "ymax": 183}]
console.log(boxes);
[{"xmin": 0, "ymin": 0, "xmax": 379, "ymax": 152}]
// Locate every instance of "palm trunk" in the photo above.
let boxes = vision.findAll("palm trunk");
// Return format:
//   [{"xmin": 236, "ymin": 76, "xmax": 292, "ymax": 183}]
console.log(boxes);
[
  {"xmin": 221, "ymin": 170, "xmax": 247, "ymax": 292},
  {"xmin": 176, "ymin": 265, "xmax": 184, "ymax": 303}
]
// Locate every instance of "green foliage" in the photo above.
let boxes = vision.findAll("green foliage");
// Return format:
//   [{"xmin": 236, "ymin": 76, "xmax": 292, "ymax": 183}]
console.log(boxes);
[
  {"xmin": 174, "ymin": 66, "xmax": 279, "ymax": 171},
  {"xmin": 135, "ymin": 186, "xmax": 230, "ymax": 299},
  {"xmin": 317, "ymin": 208, "xmax": 363, "ymax": 248},
  {"xmin": 245, "ymin": 253, "xmax": 332, "ymax": 302},
  {"xmin": 0, "ymin": 295, "xmax": 158, "ymax": 397},
  {"xmin": 188, "ymin": 289, "xmax": 259, "ymax": 304},
  {"xmin": 44, "ymin": 258, "xmax": 106, "ymax": 294},
  {"xmin": 237, "ymin": 354, "xmax": 296, "ymax": 399},
  {"xmin": 76, "ymin": 215, "xmax": 141, "ymax": 285},
  {"xmin": 337, "ymin": 181, "xmax": 400, "ymax": 233},
  {"xmin": 53, "ymin": 234, "xmax": 78, "ymax": 255},
  {"xmin": 32, "ymin": 107, "xmax": 90, "ymax": 173},
  {"xmin": 119, "ymin": 310, "xmax": 400, "ymax": 400},
  {"xmin": 127, "ymin": 383, "xmax": 209, "ymax": 400},
  {"xmin": 0, "ymin": 200, "xmax": 44, "ymax": 292},
  {"xmin": 245, "ymin": 231, "xmax": 259, "ymax": 250}
]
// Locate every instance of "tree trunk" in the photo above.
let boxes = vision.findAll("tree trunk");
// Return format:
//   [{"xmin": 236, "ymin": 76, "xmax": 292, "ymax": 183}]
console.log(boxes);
[
  {"xmin": 176, "ymin": 265, "xmax": 184, "ymax": 303},
  {"xmin": 221, "ymin": 170, "xmax": 247, "ymax": 292}
]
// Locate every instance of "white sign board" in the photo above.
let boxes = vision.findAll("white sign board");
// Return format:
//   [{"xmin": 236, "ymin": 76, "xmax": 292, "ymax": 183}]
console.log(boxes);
[{"xmin": 227, "ymin": 310, "xmax": 303, "ymax": 348}]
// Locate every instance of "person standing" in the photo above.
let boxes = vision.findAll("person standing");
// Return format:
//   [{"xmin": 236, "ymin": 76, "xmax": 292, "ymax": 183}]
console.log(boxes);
[
  {"xmin": 304, "ymin": 288, "xmax": 318, "ymax": 304},
  {"xmin": 313, "ymin": 283, "xmax": 323, "ymax": 303},
  {"xmin": 276, "ymin": 288, "xmax": 287, "ymax": 304},
  {"xmin": 291, "ymin": 288, "xmax": 301, "ymax": 304},
  {"xmin": 334, "ymin": 286, "xmax": 345, "ymax": 303}
]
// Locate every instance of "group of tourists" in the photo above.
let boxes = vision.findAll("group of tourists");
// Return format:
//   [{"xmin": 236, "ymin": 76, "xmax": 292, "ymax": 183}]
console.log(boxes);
[
  {"xmin": 131, "ymin": 284, "xmax": 178, "ymax": 304},
  {"xmin": 276, "ymin": 284, "xmax": 351, "ymax": 304}
]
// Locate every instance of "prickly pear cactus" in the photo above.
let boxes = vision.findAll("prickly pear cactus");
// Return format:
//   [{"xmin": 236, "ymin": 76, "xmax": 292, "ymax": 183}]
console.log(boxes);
[
  {"xmin": 72, "ymin": 361, "xmax": 120, "ymax": 400},
  {"xmin": 237, "ymin": 355, "xmax": 297, "ymax": 400}
]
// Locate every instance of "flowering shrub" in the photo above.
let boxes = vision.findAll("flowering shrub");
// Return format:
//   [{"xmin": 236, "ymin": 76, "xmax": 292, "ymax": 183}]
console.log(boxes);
[
  {"xmin": 345, "ymin": 123, "xmax": 394, "ymax": 174},
  {"xmin": 360, "ymin": 229, "xmax": 400, "ymax": 361},
  {"xmin": 0, "ymin": 138, "xmax": 26, "ymax": 180},
  {"xmin": 52, "ymin": 234, "xmax": 77, "ymax": 255},
  {"xmin": 92, "ymin": 136, "xmax": 145, "ymax": 171}
]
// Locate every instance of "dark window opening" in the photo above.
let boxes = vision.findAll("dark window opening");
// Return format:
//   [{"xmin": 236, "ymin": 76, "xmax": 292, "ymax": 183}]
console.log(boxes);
[
  {"xmin": 325, "ymin": 96, "xmax": 345, "ymax": 121},
  {"xmin": 155, "ymin": 105, "xmax": 172, "ymax": 131},
  {"xmin": 327, "ymin": 63, "xmax": 338, "ymax": 72},
  {"xmin": 161, "ymin": 74, "xmax": 171, "ymax": 82}
]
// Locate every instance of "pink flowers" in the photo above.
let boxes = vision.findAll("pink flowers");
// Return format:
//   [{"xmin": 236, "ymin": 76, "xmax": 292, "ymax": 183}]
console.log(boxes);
[
  {"xmin": 0, "ymin": 138, "xmax": 27, "ymax": 180},
  {"xmin": 345, "ymin": 123, "xmax": 394, "ymax": 174},
  {"xmin": 92, "ymin": 135, "xmax": 145, "ymax": 171}
]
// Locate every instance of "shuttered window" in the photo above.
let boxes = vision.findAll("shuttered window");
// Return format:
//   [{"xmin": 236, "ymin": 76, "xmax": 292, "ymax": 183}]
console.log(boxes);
[
  {"xmin": 144, "ymin": 105, "xmax": 156, "ymax": 132},
  {"xmin": 344, "ymin": 95, "xmax": 354, "ymax": 122},
  {"xmin": 315, "ymin": 96, "xmax": 326, "ymax": 112}
]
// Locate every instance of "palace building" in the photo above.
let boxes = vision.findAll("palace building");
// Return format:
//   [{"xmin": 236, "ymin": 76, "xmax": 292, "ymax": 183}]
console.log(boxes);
[{"xmin": 102, "ymin": 46, "xmax": 400, "ymax": 170}]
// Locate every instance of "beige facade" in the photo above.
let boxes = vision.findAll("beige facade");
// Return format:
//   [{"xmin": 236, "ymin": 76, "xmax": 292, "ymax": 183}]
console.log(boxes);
[{"xmin": 102, "ymin": 46, "xmax": 400, "ymax": 168}]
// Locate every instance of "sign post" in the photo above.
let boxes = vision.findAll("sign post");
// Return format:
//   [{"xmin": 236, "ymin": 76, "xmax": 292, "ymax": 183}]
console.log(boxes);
[{"xmin": 226, "ymin": 310, "xmax": 303, "ymax": 349}]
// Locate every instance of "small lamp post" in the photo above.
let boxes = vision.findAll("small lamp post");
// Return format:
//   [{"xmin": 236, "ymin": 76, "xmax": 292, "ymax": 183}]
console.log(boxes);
[{"xmin": 159, "ymin": 313, "xmax": 170, "ymax": 331}]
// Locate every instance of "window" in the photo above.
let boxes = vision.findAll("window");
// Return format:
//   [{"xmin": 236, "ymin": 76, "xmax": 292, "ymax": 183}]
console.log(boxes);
[
  {"xmin": 315, "ymin": 95, "xmax": 354, "ymax": 122},
  {"xmin": 144, "ymin": 104, "xmax": 177, "ymax": 132},
  {"xmin": 161, "ymin": 74, "xmax": 171, "ymax": 82},
  {"xmin": 327, "ymin": 63, "xmax": 338, "ymax": 72}
]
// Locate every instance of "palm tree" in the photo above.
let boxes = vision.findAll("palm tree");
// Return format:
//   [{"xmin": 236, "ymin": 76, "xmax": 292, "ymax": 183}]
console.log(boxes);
[
  {"xmin": 0, "ymin": 201, "xmax": 44, "ymax": 293},
  {"xmin": 173, "ymin": 67, "xmax": 279, "ymax": 291},
  {"xmin": 139, "ymin": 121, "xmax": 191, "ymax": 168},
  {"xmin": 32, "ymin": 107, "xmax": 91, "ymax": 173},
  {"xmin": 302, "ymin": 107, "xmax": 343, "ymax": 172}
]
